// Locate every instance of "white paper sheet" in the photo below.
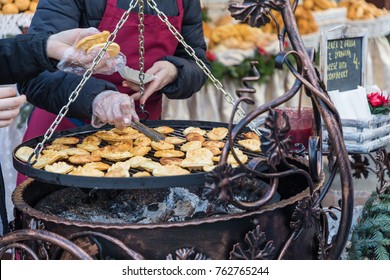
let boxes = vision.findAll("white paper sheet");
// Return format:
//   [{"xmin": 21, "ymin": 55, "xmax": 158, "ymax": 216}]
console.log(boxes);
[{"xmin": 328, "ymin": 86, "xmax": 371, "ymax": 120}]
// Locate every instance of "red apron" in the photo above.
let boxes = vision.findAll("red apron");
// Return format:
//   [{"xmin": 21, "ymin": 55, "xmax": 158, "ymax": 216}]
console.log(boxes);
[{"xmin": 18, "ymin": 0, "xmax": 183, "ymax": 184}]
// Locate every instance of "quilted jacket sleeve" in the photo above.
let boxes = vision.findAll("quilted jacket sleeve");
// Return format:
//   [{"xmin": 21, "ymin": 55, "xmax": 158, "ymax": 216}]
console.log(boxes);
[
  {"xmin": 161, "ymin": 0, "xmax": 210, "ymax": 100},
  {"xmin": 17, "ymin": 0, "xmax": 114, "ymax": 119},
  {"xmin": 0, "ymin": 33, "xmax": 56, "ymax": 84}
]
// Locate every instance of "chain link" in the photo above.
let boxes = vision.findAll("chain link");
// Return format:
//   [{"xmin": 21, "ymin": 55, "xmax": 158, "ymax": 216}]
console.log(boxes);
[
  {"xmin": 138, "ymin": 0, "xmax": 146, "ymax": 109},
  {"xmin": 29, "ymin": 0, "xmax": 138, "ymax": 163},
  {"xmin": 146, "ymin": 0, "xmax": 261, "ymax": 136}
]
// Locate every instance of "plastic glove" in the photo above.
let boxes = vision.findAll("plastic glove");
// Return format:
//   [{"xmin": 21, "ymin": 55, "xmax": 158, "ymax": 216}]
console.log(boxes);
[
  {"xmin": 91, "ymin": 90, "xmax": 139, "ymax": 129},
  {"xmin": 56, "ymin": 27, "xmax": 126, "ymax": 75}
]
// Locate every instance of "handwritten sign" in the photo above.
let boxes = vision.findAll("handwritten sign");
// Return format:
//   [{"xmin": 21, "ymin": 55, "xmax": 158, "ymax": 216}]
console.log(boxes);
[{"xmin": 320, "ymin": 25, "xmax": 367, "ymax": 92}]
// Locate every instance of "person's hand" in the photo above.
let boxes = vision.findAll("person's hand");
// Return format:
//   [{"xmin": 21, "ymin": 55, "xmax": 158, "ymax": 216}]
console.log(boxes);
[
  {"xmin": 122, "ymin": 60, "xmax": 178, "ymax": 106},
  {"xmin": 49, "ymin": 28, "xmax": 126, "ymax": 75},
  {"xmin": 0, "ymin": 87, "xmax": 26, "ymax": 128},
  {"xmin": 91, "ymin": 90, "xmax": 139, "ymax": 129},
  {"xmin": 46, "ymin": 28, "xmax": 89, "ymax": 61}
]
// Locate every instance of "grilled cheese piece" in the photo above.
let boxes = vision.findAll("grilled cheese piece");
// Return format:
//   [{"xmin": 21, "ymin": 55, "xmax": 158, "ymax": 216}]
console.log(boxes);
[
  {"xmin": 83, "ymin": 162, "xmax": 110, "ymax": 171},
  {"xmin": 206, "ymin": 127, "xmax": 228, "ymax": 141},
  {"xmin": 185, "ymin": 133, "xmax": 205, "ymax": 142},
  {"xmin": 15, "ymin": 146, "xmax": 35, "ymax": 163},
  {"xmin": 164, "ymin": 136, "xmax": 186, "ymax": 145},
  {"xmin": 242, "ymin": 131, "xmax": 260, "ymax": 140},
  {"xmin": 154, "ymin": 149, "xmax": 185, "ymax": 158},
  {"xmin": 237, "ymin": 139, "xmax": 261, "ymax": 152},
  {"xmin": 127, "ymin": 156, "xmax": 151, "ymax": 168},
  {"xmin": 68, "ymin": 154, "xmax": 102, "ymax": 165},
  {"xmin": 83, "ymin": 135, "xmax": 102, "ymax": 145},
  {"xmin": 41, "ymin": 149, "xmax": 69, "ymax": 161},
  {"xmin": 205, "ymin": 146, "xmax": 221, "ymax": 156},
  {"xmin": 69, "ymin": 166, "xmax": 105, "ymax": 177},
  {"xmin": 180, "ymin": 148, "xmax": 213, "ymax": 169},
  {"xmin": 153, "ymin": 165, "xmax": 190, "ymax": 176},
  {"xmin": 180, "ymin": 140, "xmax": 202, "ymax": 152},
  {"xmin": 183, "ymin": 127, "xmax": 206, "ymax": 136},
  {"xmin": 62, "ymin": 148, "xmax": 90, "ymax": 156},
  {"xmin": 105, "ymin": 167, "xmax": 130, "ymax": 178},
  {"xmin": 108, "ymin": 161, "xmax": 131, "ymax": 172},
  {"xmin": 76, "ymin": 143, "xmax": 100, "ymax": 152},
  {"xmin": 33, "ymin": 154, "xmax": 65, "ymax": 169},
  {"xmin": 159, "ymin": 157, "xmax": 183, "ymax": 166},
  {"xmin": 132, "ymin": 171, "xmax": 151, "ymax": 177},
  {"xmin": 111, "ymin": 127, "xmax": 139, "ymax": 135},
  {"xmin": 151, "ymin": 140, "xmax": 175, "ymax": 151},
  {"xmin": 153, "ymin": 126, "xmax": 174, "ymax": 135},
  {"xmin": 92, "ymin": 142, "xmax": 133, "ymax": 161},
  {"xmin": 52, "ymin": 137, "xmax": 79, "ymax": 145},
  {"xmin": 139, "ymin": 161, "xmax": 162, "ymax": 172},
  {"xmin": 45, "ymin": 144, "xmax": 70, "ymax": 151},
  {"xmin": 44, "ymin": 162, "xmax": 74, "ymax": 174},
  {"xmin": 133, "ymin": 136, "xmax": 152, "ymax": 147},
  {"xmin": 202, "ymin": 141, "xmax": 225, "ymax": 149},
  {"xmin": 129, "ymin": 146, "xmax": 151, "ymax": 157},
  {"xmin": 94, "ymin": 130, "xmax": 136, "ymax": 143}
]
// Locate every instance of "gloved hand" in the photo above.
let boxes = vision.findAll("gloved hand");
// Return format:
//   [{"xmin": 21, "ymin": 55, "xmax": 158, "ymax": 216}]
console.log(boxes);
[
  {"xmin": 92, "ymin": 90, "xmax": 139, "ymax": 129},
  {"xmin": 56, "ymin": 27, "xmax": 126, "ymax": 75}
]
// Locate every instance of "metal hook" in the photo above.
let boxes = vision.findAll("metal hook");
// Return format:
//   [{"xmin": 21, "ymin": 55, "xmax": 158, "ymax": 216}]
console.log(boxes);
[
  {"xmin": 27, "ymin": 150, "xmax": 38, "ymax": 167},
  {"xmin": 137, "ymin": 104, "xmax": 150, "ymax": 121}
]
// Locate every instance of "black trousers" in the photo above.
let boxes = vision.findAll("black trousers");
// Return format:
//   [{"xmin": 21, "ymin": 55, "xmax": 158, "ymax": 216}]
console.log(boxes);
[{"xmin": 0, "ymin": 163, "xmax": 9, "ymax": 235}]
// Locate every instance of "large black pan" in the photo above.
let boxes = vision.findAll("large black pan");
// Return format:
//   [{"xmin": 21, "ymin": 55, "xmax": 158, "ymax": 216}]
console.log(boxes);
[{"xmin": 13, "ymin": 120, "xmax": 261, "ymax": 190}]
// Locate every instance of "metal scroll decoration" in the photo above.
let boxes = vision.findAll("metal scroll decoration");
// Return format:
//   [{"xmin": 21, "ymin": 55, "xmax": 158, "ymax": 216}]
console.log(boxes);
[
  {"xmin": 350, "ymin": 150, "xmax": 390, "ymax": 194},
  {"xmin": 205, "ymin": 0, "xmax": 354, "ymax": 260},
  {"xmin": 166, "ymin": 248, "xmax": 210, "ymax": 260},
  {"xmin": 230, "ymin": 225, "xmax": 276, "ymax": 260},
  {"xmin": 0, "ymin": 229, "xmax": 92, "ymax": 260}
]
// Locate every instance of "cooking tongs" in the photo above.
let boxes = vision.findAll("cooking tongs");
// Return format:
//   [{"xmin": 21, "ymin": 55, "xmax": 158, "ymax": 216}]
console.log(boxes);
[{"xmin": 129, "ymin": 120, "xmax": 165, "ymax": 142}]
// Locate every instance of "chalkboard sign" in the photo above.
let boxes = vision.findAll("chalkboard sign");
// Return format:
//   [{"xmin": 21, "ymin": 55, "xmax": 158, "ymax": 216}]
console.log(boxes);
[{"xmin": 320, "ymin": 25, "xmax": 368, "ymax": 92}]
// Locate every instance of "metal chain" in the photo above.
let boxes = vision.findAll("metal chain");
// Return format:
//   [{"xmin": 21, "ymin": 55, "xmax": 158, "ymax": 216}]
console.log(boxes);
[
  {"xmin": 30, "ymin": 0, "xmax": 261, "ymax": 164},
  {"xmin": 138, "ymin": 0, "xmax": 146, "ymax": 110},
  {"xmin": 29, "ymin": 0, "xmax": 138, "ymax": 163},
  {"xmin": 146, "ymin": 0, "xmax": 261, "ymax": 136}
]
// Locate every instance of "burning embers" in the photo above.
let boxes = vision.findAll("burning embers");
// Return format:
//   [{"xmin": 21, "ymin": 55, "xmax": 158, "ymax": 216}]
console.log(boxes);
[{"xmin": 34, "ymin": 187, "xmax": 257, "ymax": 224}]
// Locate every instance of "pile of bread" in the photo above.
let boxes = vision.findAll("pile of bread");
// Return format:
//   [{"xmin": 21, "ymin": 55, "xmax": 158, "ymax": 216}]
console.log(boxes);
[
  {"xmin": 302, "ymin": 0, "xmax": 338, "ymax": 11},
  {"xmin": 0, "ymin": 0, "xmax": 38, "ymax": 14},
  {"xmin": 261, "ymin": 5, "xmax": 319, "ymax": 35},
  {"xmin": 303, "ymin": 0, "xmax": 388, "ymax": 20},
  {"xmin": 338, "ymin": 0, "xmax": 388, "ymax": 20},
  {"xmin": 203, "ymin": 15, "xmax": 277, "ymax": 51},
  {"xmin": 15, "ymin": 125, "xmax": 262, "ymax": 178},
  {"xmin": 204, "ymin": 0, "xmax": 389, "ymax": 44}
]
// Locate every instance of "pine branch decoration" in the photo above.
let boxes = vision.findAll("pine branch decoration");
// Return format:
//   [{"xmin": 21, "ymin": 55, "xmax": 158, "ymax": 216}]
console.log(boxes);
[{"xmin": 347, "ymin": 186, "xmax": 390, "ymax": 260}]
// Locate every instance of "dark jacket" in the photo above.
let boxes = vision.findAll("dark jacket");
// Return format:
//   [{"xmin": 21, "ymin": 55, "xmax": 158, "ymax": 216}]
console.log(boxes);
[
  {"xmin": 0, "ymin": 33, "xmax": 57, "ymax": 84},
  {"xmin": 1, "ymin": 33, "xmax": 57, "ymax": 235},
  {"xmin": 18, "ymin": 0, "xmax": 209, "ymax": 120}
]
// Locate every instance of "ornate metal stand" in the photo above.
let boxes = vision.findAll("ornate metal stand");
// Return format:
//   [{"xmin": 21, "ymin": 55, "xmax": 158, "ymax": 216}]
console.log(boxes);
[
  {"xmin": 1, "ymin": 0, "xmax": 355, "ymax": 260},
  {"xmin": 351, "ymin": 148, "xmax": 390, "ymax": 194},
  {"xmin": 212, "ymin": 0, "xmax": 354, "ymax": 259}
]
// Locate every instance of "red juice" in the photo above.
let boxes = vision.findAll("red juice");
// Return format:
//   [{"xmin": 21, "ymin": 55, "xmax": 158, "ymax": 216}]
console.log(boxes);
[
  {"xmin": 276, "ymin": 107, "xmax": 313, "ymax": 149},
  {"xmin": 288, "ymin": 126, "xmax": 312, "ymax": 148}
]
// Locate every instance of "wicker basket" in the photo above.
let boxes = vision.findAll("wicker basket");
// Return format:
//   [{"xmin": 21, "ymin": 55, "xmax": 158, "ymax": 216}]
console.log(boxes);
[
  {"xmin": 0, "ymin": 13, "xmax": 34, "ymax": 38},
  {"xmin": 323, "ymin": 114, "xmax": 390, "ymax": 154}
]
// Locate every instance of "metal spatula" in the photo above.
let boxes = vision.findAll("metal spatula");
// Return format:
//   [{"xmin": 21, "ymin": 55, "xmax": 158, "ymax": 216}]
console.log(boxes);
[{"xmin": 128, "ymin": 120, "xmax": 165, "ymax": 142}]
